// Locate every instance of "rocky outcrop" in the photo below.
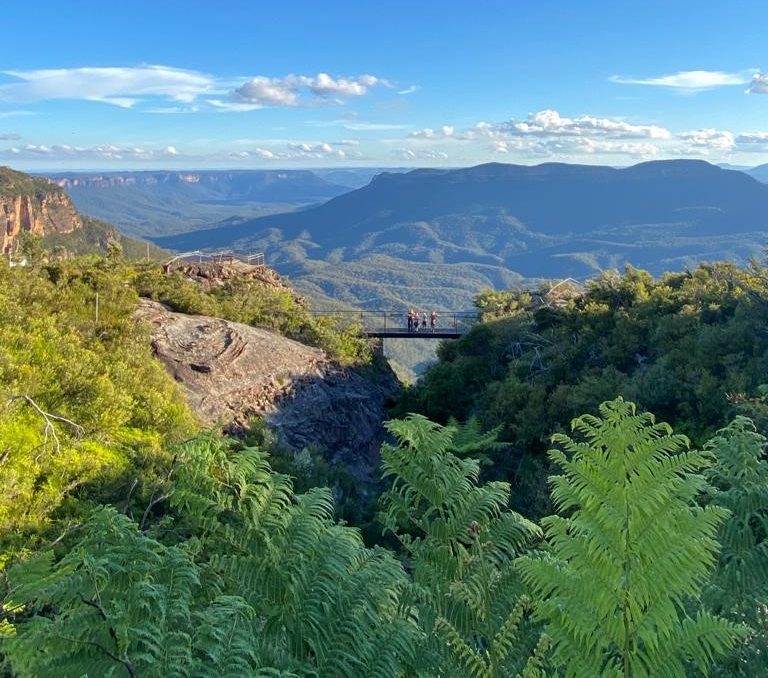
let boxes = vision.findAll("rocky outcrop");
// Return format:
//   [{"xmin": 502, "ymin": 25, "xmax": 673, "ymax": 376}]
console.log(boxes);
[
  {"xmin": 1, "ymin": 167, "xmax": 83, "ymax": 254},
  {"xmin": 169, "ymin": 258, "xmax": 303, "ymax": 302},
  {"xmin": 135, "ymin": 299, "xmax": 399, "ymax": 478}
]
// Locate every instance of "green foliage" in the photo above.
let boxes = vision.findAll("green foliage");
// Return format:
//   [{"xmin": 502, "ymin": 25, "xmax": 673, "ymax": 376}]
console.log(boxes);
[
  {"xmin": 0, "ymin": 256, "xmax": 195, "ymax": 558},
  {"xmin": 3, "ymin": 436, "xmax": 418, "ymax": 677},
  {"xmin": 42, "ymin": 216, "xmax": 168, "ymax": 261},
  {"xmin": 380, "ymin": 415, "xmax": 544, "ymax": 676},
  {"xmin": 518, "ymin": 398, "xmax": 744, "ymax": 677},
  {"xmin": 703, "ymin": 417, "xmax": 768, "ymax": 675},
  {"xmin": 401, "ymin": 262, "xmax": 768, "ymax": 517}
]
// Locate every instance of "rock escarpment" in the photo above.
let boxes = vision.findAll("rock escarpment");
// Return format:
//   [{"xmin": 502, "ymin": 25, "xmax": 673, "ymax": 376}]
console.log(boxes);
[
  {"xmin": 1, "ymin": 167, "xmax": 82, "ymax": 254},
  {"xmin": 135, "ymin": 299, "xmax": 399, "ymax": 477}
]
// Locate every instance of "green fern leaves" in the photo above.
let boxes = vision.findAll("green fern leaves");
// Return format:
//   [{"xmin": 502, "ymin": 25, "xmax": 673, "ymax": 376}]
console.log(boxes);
[{"xmin": 518, "ymin": 398, "xmax": 744, "ymax": 677}]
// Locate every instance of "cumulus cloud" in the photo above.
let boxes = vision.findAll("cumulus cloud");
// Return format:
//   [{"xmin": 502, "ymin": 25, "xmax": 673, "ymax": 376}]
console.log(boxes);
[
  {"xmin": 499, "ymin": 109, "xmax": 671, "ymax": 139},
  {"xmin": 403, "ymin": 109, "xmax": 679, "ymax": 162},
  {"xmin": 747, "ymin": 72, "xmax": 768, "ymax": 94},
  {"xmin": 678, "ymin": 128, "xmax": 736, "ymax": 154},
  {"xmin": 610, "ymin": 70, "xmax": 750, "ymax": 91},
  {"xmin": 231, "ymin": 140, "xmax": 361, "ymax": 162},
  {"xmin": 0, "ymin": 66, "xmax": 214, "ymax": 108},
  {"xmin": 232, "ymin": 73, "xmax": 387, "ymax": 107}
]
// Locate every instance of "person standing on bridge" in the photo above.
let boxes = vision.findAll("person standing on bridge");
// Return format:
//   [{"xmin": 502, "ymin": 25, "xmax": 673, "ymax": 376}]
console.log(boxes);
[
  {"xmin": 430, "ymin": 311, "xmax": 438, "ymax": 332},
  {"xmin": 407, "ymin": 308, "xmax": 414, "ymax": 332},
  {"xmin": 422, "ymin": 312, "xmax": 428, "ymax": 331}
]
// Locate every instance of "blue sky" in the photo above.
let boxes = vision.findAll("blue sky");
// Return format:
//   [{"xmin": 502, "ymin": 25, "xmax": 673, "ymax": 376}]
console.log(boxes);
[{"xmin": 1, "ymin": 0, "xmax": 767, "ymax": 169}]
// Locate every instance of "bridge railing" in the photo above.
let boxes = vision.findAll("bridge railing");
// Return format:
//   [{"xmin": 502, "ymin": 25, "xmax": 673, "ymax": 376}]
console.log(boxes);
[{"xmin": 308, "ymin": 310, "xmax": 479, "ymax": 334}]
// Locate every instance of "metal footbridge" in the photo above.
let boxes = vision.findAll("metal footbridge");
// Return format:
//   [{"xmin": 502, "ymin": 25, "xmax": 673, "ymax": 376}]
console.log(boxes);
[{"xmin": 309, "ymin": 311, "xmax": 479, "ymax": 339}]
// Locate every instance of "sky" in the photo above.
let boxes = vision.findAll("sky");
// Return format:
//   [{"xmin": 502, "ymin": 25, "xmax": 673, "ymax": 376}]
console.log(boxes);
[{"xmin": 2, "ymin": 0, "xmax": 768, "ymax": 170}]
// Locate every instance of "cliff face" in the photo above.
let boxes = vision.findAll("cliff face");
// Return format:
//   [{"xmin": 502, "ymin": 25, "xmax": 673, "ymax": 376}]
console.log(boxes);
[
  {"xmin": 135, "ymin": 299, "xmax": 400, "ymax": 479},
  {"xmin": 1, "ymin": 167, "xmax": 83, "ymax": 254}
]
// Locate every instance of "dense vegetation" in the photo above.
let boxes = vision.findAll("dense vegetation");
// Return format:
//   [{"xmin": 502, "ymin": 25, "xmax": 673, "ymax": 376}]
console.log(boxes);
[
  {"xmin": 399, "ymin": 262, "xmax": 768, "ymax": 516},
  {"xmin": 3, "ymin": 254, "xmax": 768, "ymax": 675}
]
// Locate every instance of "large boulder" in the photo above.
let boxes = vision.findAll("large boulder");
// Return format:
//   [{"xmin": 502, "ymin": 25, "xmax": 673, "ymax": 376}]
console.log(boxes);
[{"xmin": 135, "ymin": 299, "xmax": 399, "ymax": 478}]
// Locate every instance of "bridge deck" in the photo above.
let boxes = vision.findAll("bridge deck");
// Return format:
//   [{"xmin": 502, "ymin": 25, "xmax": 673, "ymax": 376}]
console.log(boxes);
[{"xmin": 365, "ymin": 328, "xmax": 466, "ymax": 339}]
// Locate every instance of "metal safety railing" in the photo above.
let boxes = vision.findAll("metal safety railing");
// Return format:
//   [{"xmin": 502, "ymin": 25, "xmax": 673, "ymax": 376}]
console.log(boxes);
[
  {"xmin": 163, "ymin": 250, "xmax": 265, "ymax": 269},
  {"xmin": 308, "ymin": 310, "xmax": 479, "ymax": 335}
]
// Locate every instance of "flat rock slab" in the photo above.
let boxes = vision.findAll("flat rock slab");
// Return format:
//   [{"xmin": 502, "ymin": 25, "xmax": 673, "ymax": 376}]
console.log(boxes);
[{"xmin": 136, "ymin": 299, "xmax": 399, "ymax": 477}]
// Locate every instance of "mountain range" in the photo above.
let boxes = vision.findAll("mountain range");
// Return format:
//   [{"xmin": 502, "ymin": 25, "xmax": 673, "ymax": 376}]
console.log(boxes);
[{"xmin": 151, "ymin": 160, "xmax": 768, "ymax": 308}]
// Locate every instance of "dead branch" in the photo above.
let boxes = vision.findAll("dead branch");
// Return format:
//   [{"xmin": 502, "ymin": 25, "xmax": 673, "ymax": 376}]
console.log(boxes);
[{"xmin": 5, "ymin": 395, "xmax": 85, "ymax": 454}]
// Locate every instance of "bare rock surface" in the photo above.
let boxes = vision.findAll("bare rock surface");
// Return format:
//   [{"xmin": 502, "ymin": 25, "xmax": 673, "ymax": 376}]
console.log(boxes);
[{"xmin": 136, "ymin": 299, "xmax": 399, "ymax": 476}]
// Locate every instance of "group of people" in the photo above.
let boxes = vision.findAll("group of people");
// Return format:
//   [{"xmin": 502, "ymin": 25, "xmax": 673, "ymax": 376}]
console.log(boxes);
[{"xmin": 407, "ymin": 309, "xmax": 438, "ymax": 332}]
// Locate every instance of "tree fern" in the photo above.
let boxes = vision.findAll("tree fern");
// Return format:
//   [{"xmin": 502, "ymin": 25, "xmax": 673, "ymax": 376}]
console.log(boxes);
[
  {"xmin": 3, "ymin": 435, "xmax": 419, "ymax": 677},
  {"xmin": 703, "ymin": 416, "xmax": 768, "ymax": 675},
  {"xmin": 517, "ymin": 397, "xmax": 744, "ymax": 677},
  {"xmin": 380, "ymin": 414, "xmax": 544, "ymax": 677}
]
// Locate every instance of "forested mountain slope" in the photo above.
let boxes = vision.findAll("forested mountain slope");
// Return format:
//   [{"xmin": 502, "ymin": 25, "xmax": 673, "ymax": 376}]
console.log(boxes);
[{"xmin": 157, "ymin": 159, "xmax": 768, "ymax": 275}]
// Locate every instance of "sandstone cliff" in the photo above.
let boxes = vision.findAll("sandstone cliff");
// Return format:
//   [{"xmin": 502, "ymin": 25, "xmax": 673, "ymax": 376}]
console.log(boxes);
[
  {"xmin": 135, "ymin": 299, "xmax": 399, "ymax": 478},
  {"xmin": 1, "ymin": 167, "xmax": 83, "ymax": 254}
]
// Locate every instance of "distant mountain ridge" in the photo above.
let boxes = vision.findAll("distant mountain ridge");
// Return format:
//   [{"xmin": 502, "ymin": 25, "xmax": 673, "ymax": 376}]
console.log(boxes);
[
  {"xmin": 747, "ymin": 163, "xmax": 768, "ymax": 183},
  {"xmin": 47, "ymin": 169, "xmax": 356, "ymax": 238},
  {"xmin": 50, "ymin": 169, "xmax": 349, "ymax": 202},
  {"xmin": 154, "ymin": 160, "xmax": 768, "ymax": 305}
]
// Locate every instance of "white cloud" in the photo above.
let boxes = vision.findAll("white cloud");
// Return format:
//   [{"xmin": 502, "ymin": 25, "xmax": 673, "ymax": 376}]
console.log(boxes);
[
  {"xmin": 737, "ymin": 131, "xmax": 768, "ymax": 144},
  {"xmin": 610, "ymin": 69, "xmax": 750, "ymax": 90},
  {"xmin": 409, "ymin": 125, "xmax": 455, "ymax": 139},
  {"xmin": 501, "ymin": 109, "xmax": 670, "ymax": 139},
  {"xmin": 394, "ymin": 147, "xmax": 449, "ymax": 161},
  {"xmin": 231, "ymin": 140, "xmax": 361, "ymax": 162},
  {"xmin": 0, "ymin": 132, "xmax": 20, "ymax": 140},
  {"xmin": 397, "ymin": 85, "xmax": 420, "ymax": 95},
  {"xmin": 0, "ymin": 65, "xmax": 214, "ymax": 107},
  {"xmin": 0, "ymin": 66, "xmax": 390, "ymax": 113},
  {"xmin": 206, "ymin": 99, "xmax": 263, "ymax": 112},
  {"xmin": 747, "ymin": 72, "xmax": 768, "ymax": 94},
  {"xmin": 342, "ymin": 121, "xmax": 409, "ymax": 131},
  {"xmin": 0, "ymin": 142, "xmax": 189, "ymax": 162},
  {"xmin": 678, "ymin": 128, "xmax": 736, "ymax": 154},
  {"xmin": 232, "ymin": 72, "xmax": 387, "ymax": 107}
]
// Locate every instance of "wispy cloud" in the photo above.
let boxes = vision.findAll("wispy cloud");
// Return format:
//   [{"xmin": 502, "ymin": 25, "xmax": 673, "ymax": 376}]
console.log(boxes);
[
  {"xmin": 0, "ymin": 66, "xmax": 392, "ymax": 112},
  {"xmin": 397, "ymin": 85, "xmax": 420, "ymax": 95},
  {"xmin": 1, "ymin": 142, "xmax": 184, "ymax": 161},
  {"xmin": 610, "ymin": 69, "xmax": 750, "ymax": 91},
  {"xmin": 0, "ymin": 66, "xmax": 214, "ymax": 108},
  {"xmin": 394, "ymin": 147, "xmax": 448, "ymax": 161},
  {"xmin": 342, "ymin": 121, "xmax": 408, "ymax": 131}
]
